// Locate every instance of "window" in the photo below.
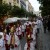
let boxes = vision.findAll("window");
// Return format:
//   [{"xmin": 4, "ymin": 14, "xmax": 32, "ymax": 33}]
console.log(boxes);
[{"xmin": 17, "ymin": 0, "xmax": 19, "ymax": 3}]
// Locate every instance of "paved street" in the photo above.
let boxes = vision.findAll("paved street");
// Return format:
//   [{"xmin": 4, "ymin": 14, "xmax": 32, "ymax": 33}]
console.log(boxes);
[
  {"xmin": 37, "ymin": 26, "xmax": 50, "ymax": 50},
  {"xmin": 21, "ymin": 23, "xmax": 50, "ymax": 50},
  {"xmin": 20, "ymin": 34, "xmax": 26, "ymax": 50},
  {"xmin": 0, "ymin": 0, "xmax": 50, "ymax": 50},
  {"xmin": 37, "ymin": 23, "xmax": 44, "ymax": 50},
  {"xmin": 42, "ymin": 31, "xmax": 50, "ymax": 50}
]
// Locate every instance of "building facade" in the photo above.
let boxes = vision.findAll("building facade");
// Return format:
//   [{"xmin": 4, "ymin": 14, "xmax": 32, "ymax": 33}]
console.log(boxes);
[
  {"xmin": 26, "ymin": 0, "xmax": 29, "ymax": 11},
  {"xmin": 25, "ymin": 0, "xmax": 34, "ymax": 14},
  {"xmin": 28, "ymin": 1, "xmax": 33, "ymax": 13},
  {"xmin": 2, "ymin": 0, "xmax": 21, "ymax": 7},
  {"xmin": 20, "ymin": 0, "xmax": 26, "ymax": 9}
]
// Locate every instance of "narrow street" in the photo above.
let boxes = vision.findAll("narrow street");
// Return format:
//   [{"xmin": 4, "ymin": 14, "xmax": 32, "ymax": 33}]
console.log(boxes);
[
  {"xmin": 20, "ymin": 34, "xmax": 26, "ymax": 50},
  {"xmin": 20, "ymin": 22, "xmax": 50, "ymax": 50},
  {"xmin": 37, "ymin": 28, "xmax": 50, "ymax": 50},
  {"xmin": 42, "ymin": 31, "xmax": 50, "ymax": 50},
  {"xmin": 0, "ymin": 0, "xmax": 50, "ymax": 50}
]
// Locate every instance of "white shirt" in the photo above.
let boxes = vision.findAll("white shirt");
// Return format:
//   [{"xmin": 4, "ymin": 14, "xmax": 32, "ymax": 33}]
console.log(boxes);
[
  {"xmin": 33, "ymin": 27, "xmax": 37, "ymax": 35},
  {"xmin": 29, "ymin": 21, "xmax": 32, "ymax": 25},
  {"xmin": 0, "ymin": 32, "xmax": 4, "ymax": 47},
  {"xmin": 0, "ymin": 38, "xmax": 4, "ymax": 47},
  {"xmin": 21, "ymin": 25, "xmax": 25, "ymax": 32},
  {"xmin": 36, "ymin": 19, "xmax": 41, "ymax": 28},
  {"xmin": 16, "ymin": 27, "xmax": 22, "ymax": 35},
  {"xmin": 15, "ymin": 35, "xmax": 20, "ymax": 46},
  {"xmin": 32, "ymin": 21, "xmax": 37, "ymax": 34},
  {"xmin": 32, "ymin": 21, "xmax": 37, "ymax": 29},
  {"xmin": 3, "ymin": 34, "xmax": 10, "ymax": 45}
]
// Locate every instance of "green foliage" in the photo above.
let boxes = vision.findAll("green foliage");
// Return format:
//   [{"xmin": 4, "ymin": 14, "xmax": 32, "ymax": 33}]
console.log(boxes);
[
  {"xmin": 0, "ymin": 3, "xmax": 12, "ymax": 16},
  {"xmin": 11, "ymin": 5, "xmax": 26, "ymax": 17},
  {"xmin": 0, "ymin": 3, "xmax": 34, "ymax": 17},
  {"xmin": 37, "ymin": 0, "xmax": 50, "ymax": 16}
]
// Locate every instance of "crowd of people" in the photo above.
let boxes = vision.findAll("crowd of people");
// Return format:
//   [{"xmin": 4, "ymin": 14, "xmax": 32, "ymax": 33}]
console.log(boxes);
[
  {"xmin": 0, "ymin": 17, "xmax": 43, "ymax": 50},
  {"xmin": 43, "ymin": 16, "xmax": 50, "ymax": 33}
]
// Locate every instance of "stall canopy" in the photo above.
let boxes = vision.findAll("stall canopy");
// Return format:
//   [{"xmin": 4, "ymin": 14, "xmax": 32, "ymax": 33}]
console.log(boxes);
[
  {"xmin": 4, "ymin": 17, "xmax": 29, "ymax": 23},
  {"xmin": 4, "ymin": 17, "xmax": 20, "ymax": 23}
]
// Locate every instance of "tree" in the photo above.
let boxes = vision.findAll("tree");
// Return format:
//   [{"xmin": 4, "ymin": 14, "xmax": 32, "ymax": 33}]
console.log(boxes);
[
  {"xmin": 11, "ymin": 5, "xmax": 27, "ymax": 17},
  {"xmin": 0, "ymin": 3, "xmax": 12, "ymax": 17},
  {"xmin": 0, "ymin": 3, "xmax": 35, "ymax": 18},
  {"xmin": 37, "ymin": 0, "xmax": 50, "ymax": 16}
]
